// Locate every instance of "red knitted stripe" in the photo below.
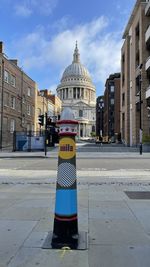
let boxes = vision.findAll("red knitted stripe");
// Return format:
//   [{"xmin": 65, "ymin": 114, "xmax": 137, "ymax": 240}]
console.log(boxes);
[{"xmin": 57, "ymin": 120, "xmax": 78, "ymax": 125}]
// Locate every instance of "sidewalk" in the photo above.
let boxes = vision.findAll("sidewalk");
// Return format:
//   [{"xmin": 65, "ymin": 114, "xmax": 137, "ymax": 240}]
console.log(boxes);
[
  {"xmin": 0, "ymin": 171, "xmax": 150, "ymax": 266},
  {"xmin": 0, "ymin": 149, "xmax": 150, "ymax": 158}
]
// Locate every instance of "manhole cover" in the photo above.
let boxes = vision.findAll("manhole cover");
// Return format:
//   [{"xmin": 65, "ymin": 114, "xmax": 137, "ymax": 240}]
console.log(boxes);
[{"xmin": 125, "ymin": 191, "xmax": 150, "ymax": 199}]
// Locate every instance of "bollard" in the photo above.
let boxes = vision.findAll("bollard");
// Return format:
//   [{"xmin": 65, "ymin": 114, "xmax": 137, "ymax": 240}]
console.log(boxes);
[
  {"xmin": 42, "ymin": 108, "xmax": 87, "ymax": 250},
  {"xmin": 51, "ymin": 107, "xmax": 78, "ymax": 249}
]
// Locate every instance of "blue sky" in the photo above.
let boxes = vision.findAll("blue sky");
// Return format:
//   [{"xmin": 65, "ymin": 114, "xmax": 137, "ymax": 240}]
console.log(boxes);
[{"xmin": 0, "ymin": 0, "xmax": 135, "ymax": 96}]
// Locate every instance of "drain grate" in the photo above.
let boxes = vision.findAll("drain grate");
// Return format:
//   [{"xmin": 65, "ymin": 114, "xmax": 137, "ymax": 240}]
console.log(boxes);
[{"xmin": 125, "ymin": 191, "xmax": 150, "ymax": 199}]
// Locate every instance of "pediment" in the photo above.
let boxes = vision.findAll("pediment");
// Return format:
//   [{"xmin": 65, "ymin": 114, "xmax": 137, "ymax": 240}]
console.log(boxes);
[{"xmin": 72, "ymin": 101, "xmax": 91, "ymax": 108}]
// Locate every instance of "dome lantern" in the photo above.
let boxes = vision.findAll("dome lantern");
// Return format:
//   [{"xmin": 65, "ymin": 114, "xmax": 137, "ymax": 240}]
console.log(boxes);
[{"xmin": 73, "ymin": 41, "xmax": 80, "ymax": 63}]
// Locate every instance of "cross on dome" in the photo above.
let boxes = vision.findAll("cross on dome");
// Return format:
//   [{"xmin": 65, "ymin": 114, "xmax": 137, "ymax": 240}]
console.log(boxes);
[{"xmin": 73, "ymin": 41, "xmax": 80, "ymax": 63}]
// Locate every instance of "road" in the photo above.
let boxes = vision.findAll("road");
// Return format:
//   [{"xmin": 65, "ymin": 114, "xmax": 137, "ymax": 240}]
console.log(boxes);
[
  {"xmin": 0, "ymin": 157, "xmax": 150, "ymax": 171},
  {"xmin": 1, "ymin": 145, "xmax": 150, "ymax": 267}
]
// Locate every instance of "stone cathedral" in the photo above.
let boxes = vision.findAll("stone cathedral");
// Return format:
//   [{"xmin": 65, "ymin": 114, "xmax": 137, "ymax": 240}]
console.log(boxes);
[{"xmin": 57, "ymin": 42, "xmax": 96, "ymax": 138}]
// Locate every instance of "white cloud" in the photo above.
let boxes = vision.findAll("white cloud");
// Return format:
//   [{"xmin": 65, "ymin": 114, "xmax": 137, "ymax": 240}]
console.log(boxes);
[
  {"xmin": 15, "ymin": 4, "xmax": 32, "ymax": 17},
  {"xmin": 48, "ymin": 84, "xmax": 58, "ymax": 94},
  {"xmin": 14, "ymin": 0, "xmax": 58, "ymax": 17},
  {"xmin": 12, "ymin": 16, "xmax": 122, "ymax": 92}
]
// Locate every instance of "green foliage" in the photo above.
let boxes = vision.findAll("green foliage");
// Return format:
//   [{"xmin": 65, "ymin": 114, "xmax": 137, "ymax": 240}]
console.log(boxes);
[
  {"xmin": 142, "ymin": 135, "xmax": 150, "ymax": 143},
  {"xmin": 90, "ymin": 132, "xmax": 96, "ymax": 137}
]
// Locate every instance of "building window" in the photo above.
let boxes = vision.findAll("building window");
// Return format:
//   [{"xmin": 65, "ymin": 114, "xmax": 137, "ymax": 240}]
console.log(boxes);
[
  {"xmin": 22, "ymin": 95, "xmax": 25, "ymax": 103},
  {"xmin": 79, "ymin": 110, "xmax": 83, "ymax": 117},
  {"xmin": 110, "ymin": 98, "xmax": 114, "ymax": 105},
  {"xmin": 11, "ymin": 75, "xmax": 16, "ymax": 87},
  {"xmin": 27, "ymin": 104, "xmax": 31, "ymax": 115},
  {"xmin": 27, "ymin": 87, "xmax": 31, "ymax": 96},
  {"xmin": 22, "ymin": 117, "xmax": 25, "ymax": 125},
  {"xmin": 27, "ymin": 124, "xmax": 30, "ymax": 132},
  {"xmin": 10, "ymin": 119, "xmax": 15, "ymax": 133},
  {"xmin": 122, "ymin": 93, "xmax": 125, "ymax": 106},
  {"xmin": 4, "ymin": 70, "xmax": 9, "ymax": 83},
  {"xmin": 4, "ymin": 92, "xmax": 9, "ymax": 106},
  {"xmin": 10, "ymin": 96, "xmax": 15, "ymax": 109},
  {"xmin": 110, "ymin": 85, "xmax": 114, "ymax": 93}
]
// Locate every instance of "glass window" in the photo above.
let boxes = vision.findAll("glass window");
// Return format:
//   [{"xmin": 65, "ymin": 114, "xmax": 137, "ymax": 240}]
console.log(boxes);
[
  {"xmin": 4, "ymin": 92, "xmax": 9, "ymax": 106},
  {"xmin": 10, "ymin": 119, "xmax": 15, "ymax": 133},
  {"xmin": 122, "ymin": 93, "xmax": 125, "ymax": 106},
  {"xmin": 22, "ymin": 95, "xmax": 25, "ymax": 103},
  {"xmin": 27, "ymin": 124, "xmax": 30, "ymax": 132},
  {"xmin": 10, "ymin": 96, "xmax": 15, "ymax": 109},
  {"xmin": 3, "ymin": 117, "xmax": 8, "ymax": 131},
  {"xmin": 27, "ymin": 87, "xmax": 31, "ymax": 96},
  {"xmin": 79, "ymin": 110, "xmax": 83, "ymax": 117},
  {"xmin": 27, "ymin": 104, "xmax": 31, "ymax": 115},
  {"xmin": 4, "ymin": 70, "xmax": 9, "ymax": 83},
  {"xmin": 110, "ymin": 85, "xmax": 114, "ymax": 92},
  {"xmin": 11, "ymin": 75, "xmax": 16, "ymax": 87},
  {"xmin": 111, "ymin": 98, "xmax": 114, "ymax": 105}
]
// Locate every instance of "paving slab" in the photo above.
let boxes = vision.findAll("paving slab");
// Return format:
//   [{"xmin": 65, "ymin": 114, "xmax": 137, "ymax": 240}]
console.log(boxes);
[
  {"xmin": 126, "ymin": 200, "xmax": 150, "ymax": 233},
  {"xmin": 0, "ymin": 220, "xmax": 37, "ymax": 267},
  {"xmin": 89, "ymin": 218, "xmax": 150, "ymax": 245},
  {"xmin": 89, "ymin": 200, "xmax": 135, "ymax": 220},
  {"xmin": 1, "ymin": 206, "xmax": 50, "ymax": 220},
  {"xmin": 88, "ymin": 244, "xmax": 150, "ymax": 267},
  {"xmin": 8, "ymin": 247, "xmax": 89, "ymax": 267}
]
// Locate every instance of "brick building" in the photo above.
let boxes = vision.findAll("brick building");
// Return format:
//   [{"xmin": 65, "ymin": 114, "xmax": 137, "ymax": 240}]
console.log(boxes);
[
  {"xmin": 103, "ymin": 73, "xmax": 121, "ymax": 142},
  {"xmin": 0, "ymin": 41, "xmax": 36, "ymax": 149},
  {"xmin": 121, "ymin": 0, "xmax": 150, "ymax": 146},
  {"xmin": 96, "ymin": 96, "xmax": 104, "ymax": 138}
]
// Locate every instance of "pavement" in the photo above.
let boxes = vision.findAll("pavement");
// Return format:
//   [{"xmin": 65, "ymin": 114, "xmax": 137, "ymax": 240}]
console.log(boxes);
[{"xmin": 1, "ymin": 148, "xmax": 150, "ymax": 266}]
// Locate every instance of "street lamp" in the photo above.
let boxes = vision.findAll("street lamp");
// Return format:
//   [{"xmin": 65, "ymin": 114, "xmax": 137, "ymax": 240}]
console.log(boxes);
[
  {"xmin": 0, "ymin": 59, "xmax": 4, "ymax": 150},
  {"xmin": 139, "ymin": 63, "xmax": 143, "ymax": 155},
  {"xmin": 98, "ymin": 98, "xmax": 104, "ymax": 142}
]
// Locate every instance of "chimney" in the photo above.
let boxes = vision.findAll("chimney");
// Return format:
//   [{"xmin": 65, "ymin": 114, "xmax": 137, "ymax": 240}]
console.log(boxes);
[
  {"xmin": 9, "ymin": 59, "xmax": 18, "ymax": 66},
  {"xmin": 0, "ymin": 41, "xmax": 4, "ymax": 53}
]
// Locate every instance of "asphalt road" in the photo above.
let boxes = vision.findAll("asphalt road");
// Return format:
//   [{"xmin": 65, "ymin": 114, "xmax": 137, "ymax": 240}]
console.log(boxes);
[{"xmin": 0, "ymin": 157, "xmax": 150, "ymax": 171}]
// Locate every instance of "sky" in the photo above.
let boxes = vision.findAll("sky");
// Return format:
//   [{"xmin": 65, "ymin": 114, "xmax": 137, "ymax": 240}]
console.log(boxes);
[{"xmin": 0, "ymin": 0, "xmax": 136, "ymax": 96}]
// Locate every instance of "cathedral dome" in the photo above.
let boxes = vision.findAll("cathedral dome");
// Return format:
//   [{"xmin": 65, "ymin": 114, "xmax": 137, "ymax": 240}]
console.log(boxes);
[
  {"xmin": 61, "ymin": 42, "xmax": 92, "ymax": 83},
  {"xmin": 61, "ymin": 62, "xmax": 91, "ymax": 82},
  {"xmin": 57, "ymin": 42, "xmax": 96, "ymax": 105}
]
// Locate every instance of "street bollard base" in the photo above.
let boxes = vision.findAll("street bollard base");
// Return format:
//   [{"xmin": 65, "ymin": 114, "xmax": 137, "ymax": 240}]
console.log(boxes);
[{"xmin": 42, "ymin": 231, "xmax": 88, "ymax": 250}]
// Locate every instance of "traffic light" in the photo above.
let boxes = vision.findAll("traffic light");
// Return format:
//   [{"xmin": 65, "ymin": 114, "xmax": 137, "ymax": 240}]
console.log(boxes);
[
  {"xmin": 38, "ymin": 114, "xmax": 44, "ymax": 126},
  {"xmin": 47, "ymin": 117, "xmax": 52, "ymax": 126}
]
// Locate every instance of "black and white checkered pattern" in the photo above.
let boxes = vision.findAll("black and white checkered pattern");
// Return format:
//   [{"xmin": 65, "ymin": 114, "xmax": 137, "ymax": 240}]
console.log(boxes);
[{"xmin": 57, "ymin": 162, "xmax": 76, "ymax": 187}]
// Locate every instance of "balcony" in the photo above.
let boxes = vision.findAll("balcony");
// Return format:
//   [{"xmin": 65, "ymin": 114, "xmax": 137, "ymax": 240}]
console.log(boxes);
[
  {"xmin": 145, "ymin": 1, "xmax": 150, "ymax": 16},
  {"xmin": 146, "ymin": 86, "xmax": 150, "ymax": 99},
  {"xmin": 145, "ymin": 56, "xmax": 150, "ymax": 72},
  {"xmin": 145, "ymin": 25, "xmax": 150, "ymax": 45}
]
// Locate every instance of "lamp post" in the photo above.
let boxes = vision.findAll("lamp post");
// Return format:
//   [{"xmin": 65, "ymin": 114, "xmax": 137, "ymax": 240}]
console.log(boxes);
[
  {"xmin": 139, "ymin": 63, "xmax": 143, "ymax": 155},
  {"xmin": 98, "ymin": 98, "xmax": 104, "ymax": 142},
  {"xmin": 0, "ymin": 59, "xmax": 4, "ymax": 149}
]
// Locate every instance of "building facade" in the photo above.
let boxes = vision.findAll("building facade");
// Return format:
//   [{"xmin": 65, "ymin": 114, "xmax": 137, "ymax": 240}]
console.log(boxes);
[
  {"xmin": 56, "ymin": 43, "xmax": 96, "ymax": 138},
  {"xmin": 0, "ymin": 42, "xmax": 36, "ymax": 149},
  {"xmin": 103, "ymin": 73, "xmax": 121, "ymax": 142},
  {"xmin": 35, "ymin": 89, "xmax": 62, "ymax": 132},
  {"xmin": 121, "ymin": 0, "xmax": 150, "ymax": 146},
  {"xmin": 96, "ymin": 96, "xmax": 104, "ymax": 138}
]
